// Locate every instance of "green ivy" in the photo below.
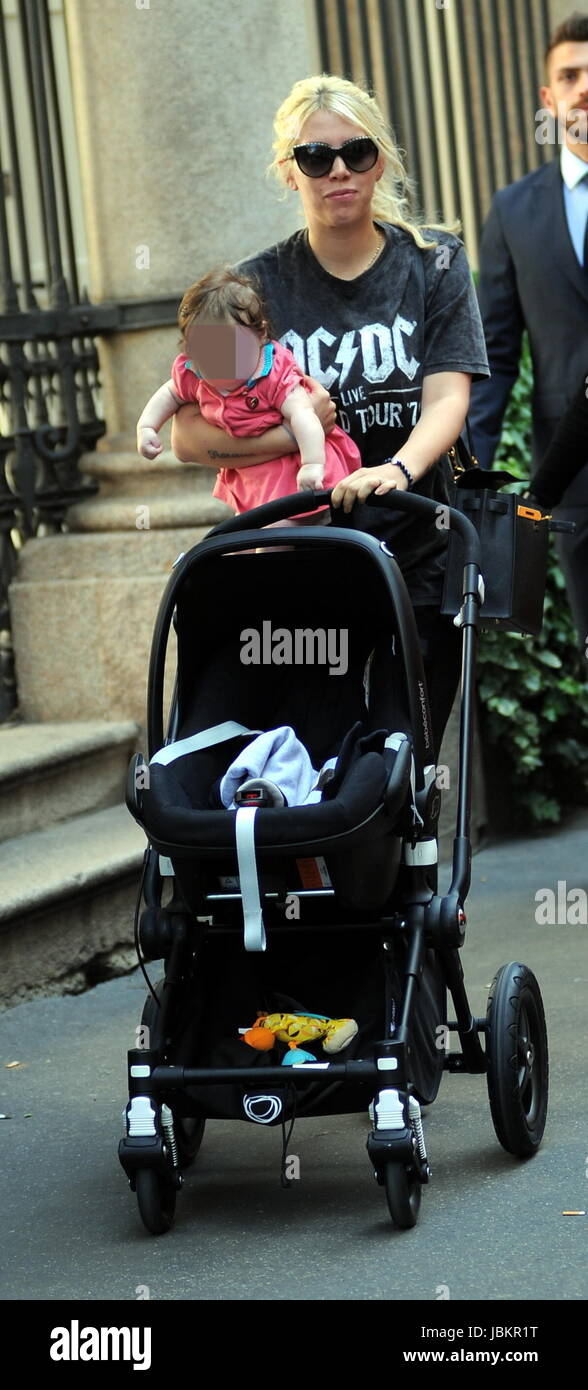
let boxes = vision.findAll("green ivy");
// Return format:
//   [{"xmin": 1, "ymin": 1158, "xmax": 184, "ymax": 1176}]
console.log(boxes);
[{"xmin": 475, "ymin": 336, "xmax": 588, "ymax": 826}]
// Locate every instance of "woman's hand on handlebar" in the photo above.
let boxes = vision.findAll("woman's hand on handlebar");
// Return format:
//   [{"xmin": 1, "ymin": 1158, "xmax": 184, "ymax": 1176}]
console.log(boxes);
[{"xmin": 331, "ymin": 463, "xmax": 409, "ymax": 514}]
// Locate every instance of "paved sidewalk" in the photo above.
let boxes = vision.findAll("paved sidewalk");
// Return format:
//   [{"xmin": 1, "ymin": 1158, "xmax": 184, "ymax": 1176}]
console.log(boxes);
[{"xmin": 1, "ymin": 810, "xmax": 587, "ymax": 1301}]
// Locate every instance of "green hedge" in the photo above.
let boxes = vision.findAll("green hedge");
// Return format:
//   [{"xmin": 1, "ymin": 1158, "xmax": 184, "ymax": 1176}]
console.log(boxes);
[{"xmin": 475, "ymin": 337, "xmax": 588, "ymax": 826}]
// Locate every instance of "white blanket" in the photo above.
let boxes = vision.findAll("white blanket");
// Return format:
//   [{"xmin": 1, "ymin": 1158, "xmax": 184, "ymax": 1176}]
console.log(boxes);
[{"xmin": 220, "ymin": 726, "xmax": 336, "ymax": 809}]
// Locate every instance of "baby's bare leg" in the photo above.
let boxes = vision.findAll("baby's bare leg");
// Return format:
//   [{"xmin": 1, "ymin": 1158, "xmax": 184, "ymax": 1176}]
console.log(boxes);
[{"xmin": 254, "ymin": 513, "xmax": 329, "ymax": 551}]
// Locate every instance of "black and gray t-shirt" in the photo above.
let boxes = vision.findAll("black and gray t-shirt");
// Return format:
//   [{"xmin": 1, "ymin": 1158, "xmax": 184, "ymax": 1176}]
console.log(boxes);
[{"xmin": 238, "ymin": 223, "xmax": 489, "ymax": 604}]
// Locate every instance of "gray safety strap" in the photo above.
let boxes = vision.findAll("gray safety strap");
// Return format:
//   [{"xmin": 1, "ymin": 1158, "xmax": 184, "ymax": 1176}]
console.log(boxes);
[
  {"xmin": 385, "ymin": 732, "xmax": 424, "ymax": 829},
  {"xmin": 150, "ymin": 721, "xmax": 259, "ymax": 767},
  {"xmin": 235, "ymin": 807, "xmax": 266, "ymax": 951}
]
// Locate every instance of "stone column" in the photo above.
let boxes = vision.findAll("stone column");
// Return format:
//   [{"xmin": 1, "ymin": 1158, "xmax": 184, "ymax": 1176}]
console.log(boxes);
[
  {"xmin": 64, "ymin": 0, "xmax": 318, "ymax": 446},
  {"xmin": 10, "ymin": 0, "xmax": 318, "ymax": 730}
]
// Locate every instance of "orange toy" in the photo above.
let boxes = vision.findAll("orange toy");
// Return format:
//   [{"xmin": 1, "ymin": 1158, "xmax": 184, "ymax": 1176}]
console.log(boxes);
[{"xmin": 242, "ymin": 1011, "xmax": 358, "ymax": 1060}]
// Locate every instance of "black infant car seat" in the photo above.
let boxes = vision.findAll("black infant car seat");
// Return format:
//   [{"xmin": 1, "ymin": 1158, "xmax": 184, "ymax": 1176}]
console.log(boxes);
[{"xmin": 129, "ymin": 530, "xmax": 438, "ymax": 923}]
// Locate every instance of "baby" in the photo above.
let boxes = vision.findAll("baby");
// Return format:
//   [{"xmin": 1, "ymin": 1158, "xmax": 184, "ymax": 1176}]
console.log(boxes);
[{"xmin": 136, "ymin": 266, "xmax": 360, "ymax": 518}]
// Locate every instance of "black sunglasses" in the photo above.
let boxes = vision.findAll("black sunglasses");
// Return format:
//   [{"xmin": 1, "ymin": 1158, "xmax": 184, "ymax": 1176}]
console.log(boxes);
[{"xmin": 291, "ymin": 137, "xmax": 379, "ymax": 178}]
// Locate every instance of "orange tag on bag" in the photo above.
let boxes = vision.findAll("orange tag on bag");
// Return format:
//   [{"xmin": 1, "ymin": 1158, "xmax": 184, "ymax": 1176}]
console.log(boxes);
[{"xmin": 517, "ymin": 504, "xmax": 542, "ymax": 521}]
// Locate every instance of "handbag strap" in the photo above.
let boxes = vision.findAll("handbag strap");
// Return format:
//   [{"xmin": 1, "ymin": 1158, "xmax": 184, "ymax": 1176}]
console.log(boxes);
[{"xmin": 448, "ymin": 430, "xmax": 479, "ymax": 478}]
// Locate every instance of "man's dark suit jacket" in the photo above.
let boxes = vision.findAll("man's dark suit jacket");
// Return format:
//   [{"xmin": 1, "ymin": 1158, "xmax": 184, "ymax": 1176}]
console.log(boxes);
[{"xmin": 469, "ymin": 157, "xmax": 588, "ymax": 509}]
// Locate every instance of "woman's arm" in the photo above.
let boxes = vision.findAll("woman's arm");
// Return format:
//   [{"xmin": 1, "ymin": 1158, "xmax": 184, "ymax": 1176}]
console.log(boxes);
[
  {"xmin": 386, "ymin": 371, "xmax": 471, "ymax": 480},
  {"xmin": 171, "ymin": 402, "xmax": 296, "ymax": 469},
  {"xmin": 331, "ymin": 371, "xmax": 471, "ymax": 511},
  {"xmin": 171, "ymin": 376, "xmax": 337, "ymax": 467}
]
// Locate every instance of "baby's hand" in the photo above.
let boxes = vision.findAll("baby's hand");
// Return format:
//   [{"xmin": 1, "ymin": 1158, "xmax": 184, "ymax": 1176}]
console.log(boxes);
[
  {"xmin": 296, "ymin": 461, "xmax": 324, "ymax": 492},
  {"xmin": 137, "ymin": 425, "xmax": 163, "ymax": 460}
]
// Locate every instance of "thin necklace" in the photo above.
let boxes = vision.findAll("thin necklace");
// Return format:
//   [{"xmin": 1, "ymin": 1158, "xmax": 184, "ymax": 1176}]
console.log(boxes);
[
  {"xmin": 365, "ymin": 230, "xmax": 385, "ymax": 270},
  {"xmin": 312, "ymin": 228, "xmax": 386, "ymax": 277}
]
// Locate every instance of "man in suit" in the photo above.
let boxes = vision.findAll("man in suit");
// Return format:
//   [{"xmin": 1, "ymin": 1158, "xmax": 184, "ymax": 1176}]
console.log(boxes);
[{"xmin": 469, "ymin": 10, "xmax": 588, "ymax": 649}]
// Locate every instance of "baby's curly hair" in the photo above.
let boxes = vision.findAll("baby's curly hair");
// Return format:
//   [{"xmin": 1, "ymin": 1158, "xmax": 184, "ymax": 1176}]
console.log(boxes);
[{"xmin": 178, "ymin": 266, "xmax": 272, "ymax": 342}]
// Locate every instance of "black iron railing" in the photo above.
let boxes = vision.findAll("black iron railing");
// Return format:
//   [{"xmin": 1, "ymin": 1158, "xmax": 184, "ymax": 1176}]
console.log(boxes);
[{"xmin": 0, "ymin": 0, "xmax": 106, "ymax": 719}]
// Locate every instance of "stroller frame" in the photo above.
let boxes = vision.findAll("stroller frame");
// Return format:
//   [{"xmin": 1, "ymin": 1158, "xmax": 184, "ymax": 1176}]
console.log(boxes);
[{"xmin": 120, "ymin": 490, "xmax": 549, "ymax": 1232}]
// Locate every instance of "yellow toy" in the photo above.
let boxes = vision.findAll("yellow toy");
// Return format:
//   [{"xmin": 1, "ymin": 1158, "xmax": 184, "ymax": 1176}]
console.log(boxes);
[{"xmin": 243, "ymin": 1012, "xmax": 358, "ymax": 1065}]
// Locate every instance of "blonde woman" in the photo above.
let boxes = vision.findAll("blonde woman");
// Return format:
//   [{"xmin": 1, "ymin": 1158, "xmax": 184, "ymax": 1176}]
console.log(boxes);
[{"xmin": 172, "ymin": 74, "xmax": 489, "ymax": 754}]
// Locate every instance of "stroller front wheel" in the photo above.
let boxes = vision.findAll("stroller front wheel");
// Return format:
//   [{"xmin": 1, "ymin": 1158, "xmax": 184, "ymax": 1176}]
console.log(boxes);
[
  {"xmin": 135, "ymin": 1167, "xmax": 177, "ymax": 1235},
  {"xmin": 486, "ymin": 962, "xmax": 548, "ymax": 1157},
  {"xmin": 142, "ymin": 980, "xmax": 206, "ymax": 1170},
  {"xmin": 384, "ymin": 1162, "xmax": 422, "ymax": 1229}
]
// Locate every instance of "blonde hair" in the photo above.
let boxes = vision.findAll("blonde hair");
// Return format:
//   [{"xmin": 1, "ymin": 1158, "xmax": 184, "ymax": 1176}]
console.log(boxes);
[
  {"xmin": 269, "ymin": 73, "xmax": 460, "ymax": 249},
  {"xmin": 178, "ymin": 266, "xmax": 271, "ymax": 343}
]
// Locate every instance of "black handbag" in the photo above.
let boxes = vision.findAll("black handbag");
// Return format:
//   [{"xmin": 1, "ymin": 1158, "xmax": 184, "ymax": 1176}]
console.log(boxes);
[{"xmin": 440, "ymin": 425, "xmax": 556, "ymax": 636}]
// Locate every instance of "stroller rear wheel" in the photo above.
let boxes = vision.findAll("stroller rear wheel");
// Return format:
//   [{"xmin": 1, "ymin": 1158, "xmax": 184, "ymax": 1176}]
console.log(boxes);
[
  {"xmin": 384, "ymin": 1162, "xmax": 422, "ymax": 1229},
  {"xmin": 135, "ymin": 1167, "xmax": 176, "ymax": 1235},
  {"xmin": 486, "ymin": 962, "xmax": 548, "ymax": 1156}
]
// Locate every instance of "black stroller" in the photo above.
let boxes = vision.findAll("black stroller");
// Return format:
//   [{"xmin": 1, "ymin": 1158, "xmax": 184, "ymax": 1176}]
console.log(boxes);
[{"xmin": 120, "ymin": 487, "xmax": 549, "ymax": 1232}]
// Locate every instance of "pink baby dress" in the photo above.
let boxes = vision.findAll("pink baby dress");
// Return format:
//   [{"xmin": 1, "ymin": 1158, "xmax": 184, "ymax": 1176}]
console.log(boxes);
[{"xmin": 171, "ymin": 339, "xmax": 361, "ymax": 517}]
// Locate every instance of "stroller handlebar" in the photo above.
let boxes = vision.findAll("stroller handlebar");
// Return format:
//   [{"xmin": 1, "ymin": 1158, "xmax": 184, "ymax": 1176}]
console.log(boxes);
[{"xmin": 209, "ymin": 488, "xmax": 483, "ymax": 571}]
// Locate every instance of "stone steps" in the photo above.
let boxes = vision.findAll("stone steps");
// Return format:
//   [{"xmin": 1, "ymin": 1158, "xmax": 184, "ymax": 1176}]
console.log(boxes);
[
  {"xmin": 0, "ymin": 720, "xmax": 139, "ymax": 841},
  {"xmin": 0, "ymin": 802, "xmax": 145, "ymax": 927},
  {"xmin": 0, "ymin": 723, "xmax": 147, "ymax": 1008},
  {"xmin": 0, "ymin": 803, "xmax": 146, "ymax": 1007}
]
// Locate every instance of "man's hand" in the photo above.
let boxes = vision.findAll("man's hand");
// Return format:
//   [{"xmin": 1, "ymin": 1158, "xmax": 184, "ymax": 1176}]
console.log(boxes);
[{"xmin": 301, "ymin": 375, "xmax": 337, "ymax": 434}]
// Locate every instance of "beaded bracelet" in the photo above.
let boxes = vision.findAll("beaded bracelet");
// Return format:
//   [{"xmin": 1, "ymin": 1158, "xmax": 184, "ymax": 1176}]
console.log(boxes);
[{"xmin": 383, "ymin": 457, "xmax": 415, "ymax": 489}]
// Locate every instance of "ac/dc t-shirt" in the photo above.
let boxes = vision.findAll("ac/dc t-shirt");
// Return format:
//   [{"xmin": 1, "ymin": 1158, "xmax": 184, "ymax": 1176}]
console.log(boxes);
[{"xmin": 237, "ymin": 223, "xmax": 489, "ymax": 605}]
